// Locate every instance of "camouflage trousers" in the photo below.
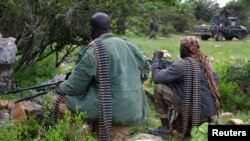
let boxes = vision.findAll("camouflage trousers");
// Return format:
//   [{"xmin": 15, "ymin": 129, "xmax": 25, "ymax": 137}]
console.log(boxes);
[
  {"xmin": 153, "ymin": 84, "xmax": 182, "ymax": 119},
  {"xmin": 153, "ymin": 84, "xmax": 214, "ymax": 134},
  {"xmin": 52, "ymin": 96, "xmax": 129, "ymax": 141},
  {"xmin": 149, "ymin": 30, "xmax": 157, "ymax": 39}
]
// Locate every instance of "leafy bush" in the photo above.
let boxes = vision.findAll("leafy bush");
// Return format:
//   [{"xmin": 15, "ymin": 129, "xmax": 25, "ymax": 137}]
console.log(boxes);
[
  {"xmin": 155, "ymin": 7, "xmax": 196, "ymax": 33},
  {"xmin": 0, "ymin": 109, "xmax": 95, "ymax": 141},
  {"xmin": 215, "ymin": 60, "xmax": 250, "ymax": 112},
  {"xmin": 0, "ymin": 116, "xmax": 40, "ymax": 141},
  {"xmin": 42, "ymin": 110, "xmax": 95, "ymax": 141},
  {"xmin": 13, "ymin": 56, "xmax": 56, "ymax": 87},
  {"xmin": 0, "ymin": 93, "xmax": 95, "ymax": 141},
  {"xmin": 126, "ymin": 17, "xmax": 148, "ymax": 36},
  {"xmin": 160, "ymin": 24, "xmax": 176, "ymax": 36},
  {"xmin": 191, "ymin": 122, "xmax": 208, "ymax": 141}
]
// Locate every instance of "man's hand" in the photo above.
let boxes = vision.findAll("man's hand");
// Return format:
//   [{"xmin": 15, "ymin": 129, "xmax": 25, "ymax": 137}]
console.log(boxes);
[
  {"xmin": 161, "ymin": 50, "xmax": 171, "ymax": 58},
  {"xmin": 152, "ymin": 50, "xmax": 171, "ymax": 60},
  {"xmin": 152, "ymin": 51, "xmax": 164, "ymax": 60}
]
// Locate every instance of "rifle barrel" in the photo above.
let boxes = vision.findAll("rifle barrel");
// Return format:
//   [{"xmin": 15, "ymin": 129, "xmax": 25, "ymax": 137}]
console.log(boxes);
[
  {"xmin": 5, "ymin": 81, "xmax": 62, "ymax": 95},
  {"xmin": 15, "ymin": 91, "xmax": 48, "ymax": 103}
]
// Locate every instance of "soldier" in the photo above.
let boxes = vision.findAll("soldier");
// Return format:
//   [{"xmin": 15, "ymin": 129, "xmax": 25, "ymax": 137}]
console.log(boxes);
[
  {"xmin": 148, "ymin": 18, "xmax": 158, "ymax": 39},
  {"xmin": 54, "ymin": 12, "xmax": 150, "ymax": 141},
  {"xmin": 219, "ymin": 8, "xmax": 230, "ymax": 26},
  {"xmin": 148, "ymin": 36, "xmax": 220, "ymax": 137}
]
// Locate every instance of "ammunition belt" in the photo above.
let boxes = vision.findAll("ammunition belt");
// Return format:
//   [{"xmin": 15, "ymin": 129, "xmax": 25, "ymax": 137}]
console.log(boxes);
[
  {"xmin": 91, "ymin": 39, "xmax": 112, "ymax": 141},
  {"xmin": 182, "ymin": 58, "xmax": 201, "ymax": 135}
]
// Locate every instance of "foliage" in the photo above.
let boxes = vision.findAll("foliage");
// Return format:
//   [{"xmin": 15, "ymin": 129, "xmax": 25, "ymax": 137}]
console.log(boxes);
[
  {"xmin": 0, "ymin": 0, "xmax": 249, "ymax": 71},
  {"xmin": 126, "ymin": 16, "xmax": 148, "ymax": 36},
  {"xmin": 0, "ymin": 104, "xmax": 95, "ymax": 140},
  {"xmin": 155, "ymin": 7, "xmax": 196, "ymax": 33},
  {"xmin": 42, "ymin": 110, "xmax": 94, "ymax": 141},
  {"xmin": 191, "ymin": 122, "xmax": 208, "ymax": 141},
  {"xmin": 0, "ymin": 0, "xmax": 183, "ymax": 70},
  {"xmin": 215, "ymin": 60, "xmax": 250, "ymax": 112},
  {"xmin": 226, "ymin": 60, "xmax": 250, "ymax": 92},
  {"xmin": 13, "ymin": 56, "xmax": 56, "ymax": 87},
  {"xmin": 225, "ymin": 0, "xmax": 250, "ymax": 30},
  {"xmin": 184, "ymin": 0, "xmax": 221, "ymax": 23},
  {"xmin": 0, "ymin": 116, "xmax": 40, "ymax": 141}
]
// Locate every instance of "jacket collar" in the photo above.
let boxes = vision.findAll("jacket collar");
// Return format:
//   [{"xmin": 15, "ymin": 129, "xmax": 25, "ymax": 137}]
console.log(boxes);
[{"xmin": 99, "ymin": 33, "xmax": 113, "ymax": 39}]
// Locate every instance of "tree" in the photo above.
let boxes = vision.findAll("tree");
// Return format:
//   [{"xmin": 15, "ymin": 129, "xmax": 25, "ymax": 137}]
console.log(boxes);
[
  {"xmin": 225, "ymin": 0, "xmax": 250, "ymax": 29},
  {"xmin": 0, "ymin": 0, "xmax": 141, "ymax": 70},
  {"xmin": 184, "ymin": 0, "xmax": 220, "ymax": 23},
  {"xmin": 0, "ymin": 0, "xmax": 189, "ymax": 71}
]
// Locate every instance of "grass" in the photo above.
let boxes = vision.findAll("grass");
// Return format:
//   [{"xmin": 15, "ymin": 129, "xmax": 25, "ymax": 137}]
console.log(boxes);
[{"xmin": 125, "ymin": 34, "xmax": 250, "ymax": 63}]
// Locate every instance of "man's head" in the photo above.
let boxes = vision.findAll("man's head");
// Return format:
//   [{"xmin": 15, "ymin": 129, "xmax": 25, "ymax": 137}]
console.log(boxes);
[
  {"xmin": 90, "ymin": 12, "xmax": 111, "ymax": 39},
  {"xmin": 179, "ymin": 36, "xmax": 200, "ymax": 58}
]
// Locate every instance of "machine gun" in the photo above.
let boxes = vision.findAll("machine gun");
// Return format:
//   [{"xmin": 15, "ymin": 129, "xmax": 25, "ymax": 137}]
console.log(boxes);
[
  {"xmin": 1, "ymin": 73, "xmax": 71, "ymax": 104},
  {"xmin": 5, "ymin": 81, "xmax": 61, "ymax": 95},
  {"xmin": 149, "ymin": 59, "xmax": 173, "ymax": 68},
  {"xmin": 2, "ymin": 81, "xmax": 62, "ymax": 104}
]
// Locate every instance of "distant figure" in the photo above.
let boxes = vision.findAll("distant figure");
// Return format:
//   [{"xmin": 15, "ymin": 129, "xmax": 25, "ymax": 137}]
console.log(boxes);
[
  {"xmin": 219, "ymin": 8, "xmax": 230, "ymax": 26},
  {"xmin": 149, "ymin": 18, "xmax": 158, "ymax": 39}
]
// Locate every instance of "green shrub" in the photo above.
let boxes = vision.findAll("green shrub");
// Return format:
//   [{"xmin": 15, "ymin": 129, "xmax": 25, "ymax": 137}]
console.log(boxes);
[
  {"xmin": 191, "ymin": 122, "xmax": 208, "ymax": 141},
  {"xmin": 160, "ymin": 24, "xmax": 176, "ymax": 36},
  {"xmin": 13, "ymin": 59, "xmax": 56, "ymax": 87},
  {"xmin": 0, "ymin": 116, "xmax": 40, "ymax": 141},
  {"xmin": 215, "ymin": 60, "xmax": 250, "ymax": 112},
  {"xmin": 0, "ymin": 96, "xmax": 95, "ymax": 141},
  {"xmin": 42, "ymin": 110, "xmax": 95, "ymax": 141},
  {"xmin": 126, "ymin": 17, "xmax": 148, "ymax": 36}
]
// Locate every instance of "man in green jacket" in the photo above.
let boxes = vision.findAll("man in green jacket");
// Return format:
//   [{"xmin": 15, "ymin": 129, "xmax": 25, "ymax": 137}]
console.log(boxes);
[{"xmin": 55, "ymin": 12, "xmax": 150, "ymax": 141}]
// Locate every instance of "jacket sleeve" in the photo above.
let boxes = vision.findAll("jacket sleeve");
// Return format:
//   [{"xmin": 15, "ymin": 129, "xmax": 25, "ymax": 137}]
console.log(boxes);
[
  {"xmin": 56, "ymin": 47, "xmax": 95, "ymax": 96},
  {"xmin": 212, "ymin": 68, "xmax": 219, "ymax": 84},
  {"xmin": 151, "ymin": 59, "xmax": 185, "ymax": 84},
  {"xmin": 126, "ymin": 41, "xmax": 150, "ymax": 82}
]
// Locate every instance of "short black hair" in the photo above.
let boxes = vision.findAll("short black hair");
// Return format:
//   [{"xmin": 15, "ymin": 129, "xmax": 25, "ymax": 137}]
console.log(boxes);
[{"xmin": 90, "ymin": 12, "xmax": 111, "ymax": 30}]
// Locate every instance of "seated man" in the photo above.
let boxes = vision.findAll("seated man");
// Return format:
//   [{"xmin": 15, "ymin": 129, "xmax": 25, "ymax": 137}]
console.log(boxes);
[
  {"xmin": 54, "ymin": 12, "xmax": 150, "ymax": 141},
  {"xmin": 148, "ymin": 36, "xmax": 220, "ymax": 137}
]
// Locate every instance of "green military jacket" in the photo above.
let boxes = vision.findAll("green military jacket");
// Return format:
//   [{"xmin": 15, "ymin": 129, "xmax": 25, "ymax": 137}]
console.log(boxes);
[{"xmin": 57, "ymin": 33, "xmax": 150, "ymax": 126}]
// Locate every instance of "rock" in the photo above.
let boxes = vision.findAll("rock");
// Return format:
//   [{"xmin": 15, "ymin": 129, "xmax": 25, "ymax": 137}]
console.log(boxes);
[
  {"xmin": 228, "ymin": 118, "xmax": 244, "ymax": 125},
  {"xmin": 0, "ymin": 37, "xmax": 17, "ymax": 65},
  {"xmin": 10, "ymin": 101, "xmax": 43, "ymax": 121},
  {"xmin": 0, "ymin": 100, "xmax": 9, "ymax": 109},
  {"xmin": 22, "ymin": 101, "xmax": 43, "ymax": 116},
  {"xmin": 245, "ymin": 119, "xmax": 250, "ymax": 124},
  {"xmin": 0, "ymin": 108, "xmax": 10, "ymax": 128},
  {"xmin": 10, "ymin": 102, "xmax": 26, "ymax": 121},
  {"xmin": 129, "ymin": 133, "xmax": 163, "ymax": 141},
  {"xmin": 0, "ymin": 37, "xmax": 17, "ymax": 93},
  {"xmin": 221, "ymin": 112, "xmax": 234, "ymax": 118}
]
